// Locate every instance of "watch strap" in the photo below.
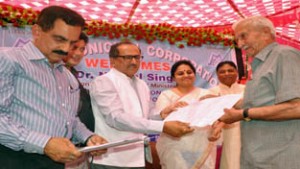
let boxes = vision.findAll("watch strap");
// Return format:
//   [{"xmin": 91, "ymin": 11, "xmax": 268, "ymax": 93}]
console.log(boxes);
[{"xmin": 243, "ymin": 108, "xmax": 251, "ymax": 121}]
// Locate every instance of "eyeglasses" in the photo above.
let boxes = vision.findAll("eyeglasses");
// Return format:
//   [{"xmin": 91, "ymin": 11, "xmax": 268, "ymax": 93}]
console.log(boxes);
[{"xmin": 117, "ymin": 55, "xmax": 144, "ymax": 61}]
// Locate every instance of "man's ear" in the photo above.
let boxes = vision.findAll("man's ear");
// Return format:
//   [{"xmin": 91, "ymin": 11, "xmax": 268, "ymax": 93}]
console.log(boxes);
[
  {"xmin": 261, "ymin": 27, "xmax": 272, "ymax": 39},
  {"xmin": 109, "ymin": 58, "xmax": 115, "ymax": 67},
  {"xmin": 32, "ymin": 24, "xmax": 41, "ymax": 38}
]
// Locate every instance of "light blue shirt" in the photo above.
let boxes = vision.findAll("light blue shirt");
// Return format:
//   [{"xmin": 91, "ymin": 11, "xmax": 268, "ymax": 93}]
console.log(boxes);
[{"xmin": 0, "ymin": 41, "xmax": 93, "ymax": 155}]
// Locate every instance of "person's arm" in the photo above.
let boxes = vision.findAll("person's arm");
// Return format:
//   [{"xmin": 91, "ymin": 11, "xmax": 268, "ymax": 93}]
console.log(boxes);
[
  {"xmin": 159, "ymin": 102, "xmax": 188, "ymax": 119},
  {"xmin": 90, "ymin": 76, "xmax": 193, "ymax": 137},
  {"xmin": 59, "ymin": 68, "xmax": 95, "ymax": 145},
  {"xmin": 155, "ymin": 92, "xmax": 188, "ymax": 119},
  {"xmin": 221, "ymin": 48, "xmax": 300, "ymax": 123},
  {"xmin": 208, "ymin": 120, "xmax": 225, "ymax": 141},
  {"xmin": 0, "ymin": 54, "xmax": 50, "ymax": 154},
  {"xmin": 155, "ymin": 91, "xmax": 188, "ymax": 119},
  {"xmin": 90, "ymin": 76, "xmax": 164, "ymax": 134},
  {"xmin": 219, "ymin": 99, "xmax": 300, "ymax": 124},
  {"xmin": 71, "ymin": 116, "xmax": 95, "ymax": 143},
  {"xmin": 248, "ymin": 99, "xmax": 300, "ymax": 121},
  {"xmin": 155, "ymin": 92, "xmax": 172, "ymax": 119}
]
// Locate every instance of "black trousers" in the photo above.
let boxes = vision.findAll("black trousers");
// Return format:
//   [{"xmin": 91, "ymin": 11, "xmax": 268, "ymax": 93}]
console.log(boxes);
[{"xmin": 0, "ymin": 144, "xmax": 64, "ymax": 169}]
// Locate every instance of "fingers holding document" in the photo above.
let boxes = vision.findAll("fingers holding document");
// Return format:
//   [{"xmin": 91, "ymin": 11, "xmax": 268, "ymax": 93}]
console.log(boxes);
[
  {"xmin": 85, "ymin": 135, "xmax": 108, "ymax": 156},
  {"xmin": 160, "ymin": 101, "xmax": 189, "ymax": 119},
  {"xmin": 218, "ymin": 108, "xmax": 244, "ymax": 124},
  {"xmin": 163, "ymin": 121, "xmax": 194, "ymax": 137},
  {"xmin": 208, "ymin": 120, "xmax": 225, "ymax": 142},
  {"xmin": 199, "ymin": 94, "xmax": 219, "ymax": 101}
]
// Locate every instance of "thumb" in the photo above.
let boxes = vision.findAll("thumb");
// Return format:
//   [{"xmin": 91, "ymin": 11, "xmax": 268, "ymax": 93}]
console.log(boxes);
[
  {"xmin": 177, "ymin": 121, "xmax": 190, "ymax": 126},
  {"xmin": 223, "ymin": 108, "xmax": 230, "ymax": 113}
]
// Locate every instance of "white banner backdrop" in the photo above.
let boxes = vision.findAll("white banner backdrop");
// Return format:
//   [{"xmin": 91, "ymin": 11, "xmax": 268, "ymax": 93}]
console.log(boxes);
[{"xmin": 0, "ymin": 26, "xmax": 236, "ymax": 102}]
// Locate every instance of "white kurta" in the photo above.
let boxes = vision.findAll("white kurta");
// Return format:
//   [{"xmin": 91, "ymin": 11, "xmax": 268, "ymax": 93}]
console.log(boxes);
[
  {"xmin": 209, "ymin": 82, "xmax": 245, "ymax": 169},
  {"xmin": 90, "ymin": 68, "xmax": 164, "ymax": 167}
]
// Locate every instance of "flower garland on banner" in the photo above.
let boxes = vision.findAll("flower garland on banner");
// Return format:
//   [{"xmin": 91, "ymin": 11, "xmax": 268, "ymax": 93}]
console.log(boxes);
[{"xmin": 0, "ymin": 3, "xmax": 235, "ymax": 48}]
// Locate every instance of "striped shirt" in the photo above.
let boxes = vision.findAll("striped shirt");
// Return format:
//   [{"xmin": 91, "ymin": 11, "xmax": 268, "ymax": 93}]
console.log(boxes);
[{"xmin": 0, "ymin": 41, "xmax": 93, "ymax": 155}]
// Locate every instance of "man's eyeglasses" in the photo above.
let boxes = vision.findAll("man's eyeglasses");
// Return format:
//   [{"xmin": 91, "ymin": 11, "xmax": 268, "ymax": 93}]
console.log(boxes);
[{"xmin": 117, "ymin": 55, "xmax": 144, "ymax": 61}]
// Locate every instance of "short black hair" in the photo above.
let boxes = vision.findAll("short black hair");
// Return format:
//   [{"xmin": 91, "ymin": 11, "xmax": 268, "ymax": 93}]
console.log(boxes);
[
  {"xmin": 36, "ymin": 6, "xmax": 85, "ymax": 32},
  {"xmin": 79, "ymin": 32, "xmax": 89, "ymax": 44},
  {"xmin": 216, "ymin": 61, "xmax": 237, "ymax": 72},
  {"xmin": 171, "ymin": 60, "xmax": 196, "ymax": 78},
  {"xmin": 109, "ymin": 40, "xmax": 141, "ymax": 58}
]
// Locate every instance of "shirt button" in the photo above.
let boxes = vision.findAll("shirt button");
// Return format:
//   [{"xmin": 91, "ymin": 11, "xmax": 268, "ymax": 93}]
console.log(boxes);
[{"xmin": 62, "ymin": 103, "xmax": 65, "ymax": 107}]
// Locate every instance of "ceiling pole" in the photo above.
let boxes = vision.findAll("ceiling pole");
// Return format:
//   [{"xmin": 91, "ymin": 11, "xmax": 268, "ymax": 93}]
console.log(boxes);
[
  {"xmin": 227, "ymin": 0, "xmax": 244, "ymax": 18},
  {"xmin": 126, "ymin": 0, "xmax": 141, "ymax": 24}
]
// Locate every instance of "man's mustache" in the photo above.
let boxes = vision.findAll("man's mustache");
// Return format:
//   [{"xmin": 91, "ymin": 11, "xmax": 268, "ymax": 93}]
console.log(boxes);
[{"xmin": 53, "ymin": 50, "xmax": 68, "ymax": 56}]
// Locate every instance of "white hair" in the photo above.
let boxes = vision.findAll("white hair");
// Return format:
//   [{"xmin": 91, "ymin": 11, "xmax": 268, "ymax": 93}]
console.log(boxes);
[{"xmin": 232, "ymin": 16, "xmax": 276, "ymax": 38}]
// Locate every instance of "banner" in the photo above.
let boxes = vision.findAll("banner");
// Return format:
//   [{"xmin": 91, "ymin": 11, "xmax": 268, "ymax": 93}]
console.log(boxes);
[{"xmin": 0, "ymin": 26, "xmax": 236, "ymax": 102}]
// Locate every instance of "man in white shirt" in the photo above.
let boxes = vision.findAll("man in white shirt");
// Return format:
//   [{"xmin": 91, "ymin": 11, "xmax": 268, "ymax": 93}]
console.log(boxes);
[
  {"xmin": 209, "ymin": 61, "xmax": 244, "ymax": 169},
  {"xmin": 90, "ymin": 41, "xmax": 194, "ymax": 169}
]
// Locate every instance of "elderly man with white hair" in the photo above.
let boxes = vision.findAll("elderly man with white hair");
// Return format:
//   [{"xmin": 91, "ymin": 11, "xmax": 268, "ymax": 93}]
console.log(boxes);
[{"xmin": 217, "ymin": 16, "xmax": 300, "ymax": 169}]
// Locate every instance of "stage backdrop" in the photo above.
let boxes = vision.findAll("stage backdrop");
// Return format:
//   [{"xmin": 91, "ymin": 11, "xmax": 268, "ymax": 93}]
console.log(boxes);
[{"xmin": 0, "ymin": 26, "xmax": 236, "ymax": 102}]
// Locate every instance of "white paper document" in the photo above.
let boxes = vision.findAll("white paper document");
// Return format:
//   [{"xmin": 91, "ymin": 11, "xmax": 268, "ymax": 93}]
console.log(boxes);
[
  {"xmin": 77, "ymin": 137, "xmax": 144, "ymax": 153},
  {"xmin": 164, "ymin": 94, "xmax": 242, "ymax": 127}
]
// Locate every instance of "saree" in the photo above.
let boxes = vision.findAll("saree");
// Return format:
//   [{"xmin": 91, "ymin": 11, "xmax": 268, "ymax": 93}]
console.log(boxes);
[{"xmin": 156, "ymin": 88, "xmax": 216, "ymax": 169}]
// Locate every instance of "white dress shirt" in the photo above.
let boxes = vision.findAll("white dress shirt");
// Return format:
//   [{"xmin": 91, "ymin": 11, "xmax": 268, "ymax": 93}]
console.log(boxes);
[{"xmin": 90, "ymin": 68, "xmax": 164, "ymax": 167}]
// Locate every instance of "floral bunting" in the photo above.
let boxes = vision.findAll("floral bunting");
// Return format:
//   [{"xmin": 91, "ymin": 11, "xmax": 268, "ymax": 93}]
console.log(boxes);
[{"xmin": 0, "ymin": 3, "xmax": 235, "ymax": 48}]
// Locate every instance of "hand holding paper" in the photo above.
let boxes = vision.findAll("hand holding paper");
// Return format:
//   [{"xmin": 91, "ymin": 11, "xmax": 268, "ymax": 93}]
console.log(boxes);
[
  {"xmin": 162, "ymin": 121, "xmax": 194, "ymax": 137},
  {"xmin": 218, "ymin": 108, "xmax": 244, "ymax": 124},
  {"xmin": 164, "ymin": 94, "xmax": 242, "ymax": 127},
  {"xmin": 85, "ymin": 135, "xmax": 108, "ymax": 156},
  {"xmin": 208, "ymin": 120, "xmax": 225, "ymax": 141},
  {"xmin": 77, "ymin": 137, "xmax": 144, "ymax": 153}
]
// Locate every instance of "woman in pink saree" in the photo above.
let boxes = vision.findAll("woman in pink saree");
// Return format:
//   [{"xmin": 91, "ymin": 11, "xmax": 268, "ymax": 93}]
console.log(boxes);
[{"xmin": 156, "ymin": 60, "xmax": 217, "ymax": 169}]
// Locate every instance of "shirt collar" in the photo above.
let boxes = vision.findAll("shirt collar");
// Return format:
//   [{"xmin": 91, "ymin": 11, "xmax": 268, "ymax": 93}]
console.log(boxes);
[
  {"xmin": 24, "ymin": 41, "xmax": 64, "ymax": 71},
  {"xmin": 111, "ymin": 68, "xmax": 137, "ymax": 82},
  {"xmin": 219, "ymin": 82, "xmax": 238, "ymax": 89},
  {"xmin": 254, "ymin": 42, "xmax": 278, "ymax": 62}
]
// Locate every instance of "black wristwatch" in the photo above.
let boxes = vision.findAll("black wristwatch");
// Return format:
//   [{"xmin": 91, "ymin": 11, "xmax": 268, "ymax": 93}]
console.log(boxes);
[{"xmin": 243, "ymin": 108, "xmax": 251, "ymax": 122}]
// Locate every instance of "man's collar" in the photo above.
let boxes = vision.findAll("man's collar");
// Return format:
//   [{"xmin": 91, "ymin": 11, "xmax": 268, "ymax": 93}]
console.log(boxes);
[
  {"xmin": 111, "ymin": 68, "xmax": 136, "ymax": 81},
  {"xmin": 219, "ymin": 82, "xmax": 238, "ymax": 89},
  {"xmin": 255, "ymin": 42, "xmax": 277, "ymax": 62},
  {"xmin": 24, "ymin": 41, "xmax": 64, "ymax": 71}
]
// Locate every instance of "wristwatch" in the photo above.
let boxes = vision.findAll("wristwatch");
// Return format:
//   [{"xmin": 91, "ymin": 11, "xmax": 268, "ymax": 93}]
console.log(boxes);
[{"xmin": 243, "ymin": 108, "xmax": 251, "ymax": 122}]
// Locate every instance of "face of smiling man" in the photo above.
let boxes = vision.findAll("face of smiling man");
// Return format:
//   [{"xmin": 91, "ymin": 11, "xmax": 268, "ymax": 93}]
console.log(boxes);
[
  {"xmin": 110, "ymin": 44, "xmax": 142, "ymax": 78},
  {"xmin": 234, "ymin": 18, "xmax": 275, "ymax": 58},
  {"xmin": 217, "ymin": 63, "xmax": 238, "ymax": 87}
]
